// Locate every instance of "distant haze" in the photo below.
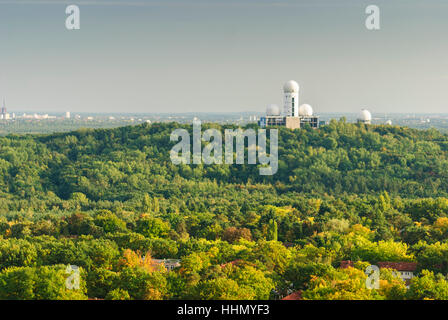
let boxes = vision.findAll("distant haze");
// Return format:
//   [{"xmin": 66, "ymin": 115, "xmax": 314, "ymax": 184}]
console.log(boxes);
[{"xmin": 0, "ymin": 0, "xmax": 447, "ymax": 114}]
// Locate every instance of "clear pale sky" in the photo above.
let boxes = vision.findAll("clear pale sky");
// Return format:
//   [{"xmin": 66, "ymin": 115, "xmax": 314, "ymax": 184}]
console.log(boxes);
[{"xmin": 0, "ymin": 0, "xmax": 447, "ymax": 114}]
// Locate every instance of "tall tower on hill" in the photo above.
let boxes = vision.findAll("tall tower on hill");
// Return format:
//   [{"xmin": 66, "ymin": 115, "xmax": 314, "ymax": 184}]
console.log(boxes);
[
  {"xmin": 1, "ymin": 98, "xmax": 6, "ymax": 120},
  {"xmin": 283, "ymin": 80, "xmax": 299, "ymax": 117},
  {"xmin": 1, "ymin": 98, "xmax": 6, "ymax": 115}
]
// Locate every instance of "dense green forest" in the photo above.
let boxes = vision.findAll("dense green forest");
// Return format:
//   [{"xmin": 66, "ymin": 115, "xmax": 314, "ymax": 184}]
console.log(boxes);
[{"xmin": 1, "ymin": 120, "xmax": 448, "ymax": 300}]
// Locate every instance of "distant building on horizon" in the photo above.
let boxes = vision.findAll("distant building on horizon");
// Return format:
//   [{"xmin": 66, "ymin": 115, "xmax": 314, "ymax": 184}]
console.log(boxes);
[
  {"xmin": 1, "ymin": 98, "xmax": 11, "ymax": 120},
  {"xmin": 1, "ymin": 98, "xmax": 6, "ymax": 115},
  {"xmin": 259, "ymin": 80, "xmax": 319, "ymax": 129}
]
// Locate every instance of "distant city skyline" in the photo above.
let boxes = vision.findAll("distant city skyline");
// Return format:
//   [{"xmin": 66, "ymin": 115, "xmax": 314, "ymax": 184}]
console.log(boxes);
[{"xmin": 1, "ymin": 0, "xmax": 448, "ymax": 114}]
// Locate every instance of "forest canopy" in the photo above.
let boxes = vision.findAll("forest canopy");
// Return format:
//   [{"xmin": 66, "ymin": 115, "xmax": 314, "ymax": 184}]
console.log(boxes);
[{"xmin": 1, "ymin": 120, "xmax": 448, "ymax": 300}]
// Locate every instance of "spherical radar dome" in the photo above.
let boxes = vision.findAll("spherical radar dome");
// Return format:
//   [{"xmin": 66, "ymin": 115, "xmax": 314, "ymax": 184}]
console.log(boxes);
[
  {"xmin": 266, "ymin": 104, "xmax": 280, "ymax": 116},
  {"xmin": 299, "ymin": 104, "xmax": 313, "ymax": 117},
  {"xmin": 283, "ymin": 80, "xmax": 299, "ymax": 93},
  {"xmin": 358, "ymin": 109, "xmax": 372, "ymax": 121}
]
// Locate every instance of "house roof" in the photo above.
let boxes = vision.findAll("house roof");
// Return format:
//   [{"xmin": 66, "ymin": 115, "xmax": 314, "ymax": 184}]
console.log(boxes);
[
  {"xmin": 377, "ymin": 262, "xmax": 417, "ymax": 272},
  {"xmin": 282, "ymin": 291, "xmax": 302, "ymax": 300}
]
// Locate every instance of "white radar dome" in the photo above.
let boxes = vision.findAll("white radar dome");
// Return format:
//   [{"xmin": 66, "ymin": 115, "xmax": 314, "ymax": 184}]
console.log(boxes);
[
  {"xmin": 358, "ymin": 109, "xmax": 372, "ymax": 121},
  {"xmin": 283, "ymin": 80, "xmax": 299, "ymax": 93},
  {"xmin": 299, "ymin": 104, "xmax": 313, "ymax": 117}
]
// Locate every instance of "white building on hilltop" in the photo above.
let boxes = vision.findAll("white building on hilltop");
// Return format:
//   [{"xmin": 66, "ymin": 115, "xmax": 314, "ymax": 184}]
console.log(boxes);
[{"xmin": 259, "ymin": 80, "xmax": 319, "ymax": 129}]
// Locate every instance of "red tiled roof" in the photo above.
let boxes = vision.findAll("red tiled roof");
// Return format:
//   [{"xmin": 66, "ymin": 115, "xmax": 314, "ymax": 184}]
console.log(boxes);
[
  {"xmin": 282, "ymin": 291, "xmax": 302, "ymax": 300},
  {"xmin": 377, "ymin": 262, "xmax": 417, "ymax": 272}
]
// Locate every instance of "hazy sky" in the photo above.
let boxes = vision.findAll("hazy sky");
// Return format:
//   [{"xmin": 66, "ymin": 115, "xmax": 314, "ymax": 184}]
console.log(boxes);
[{"xmin": 0, "ymin": 0, "xmax": 447, "ymax": 114}]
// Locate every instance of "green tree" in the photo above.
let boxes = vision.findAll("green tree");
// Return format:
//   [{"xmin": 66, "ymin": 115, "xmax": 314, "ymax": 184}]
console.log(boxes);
[{"xmin": 267, "ymin": 219, "xmax": 278, "ymax": 241}]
